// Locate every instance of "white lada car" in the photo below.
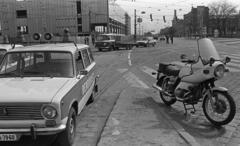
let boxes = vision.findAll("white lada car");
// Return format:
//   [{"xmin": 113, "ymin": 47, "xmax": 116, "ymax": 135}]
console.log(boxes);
[{"xmin": 0, "ymin": 42, "xmax": 98, "ymax": 146}]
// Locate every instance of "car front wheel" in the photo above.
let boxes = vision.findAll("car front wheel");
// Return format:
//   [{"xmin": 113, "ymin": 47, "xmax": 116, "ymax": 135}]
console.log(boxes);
[{"xmin": 58, "ymin": 107, "xmax": 76, "ymax": 146}]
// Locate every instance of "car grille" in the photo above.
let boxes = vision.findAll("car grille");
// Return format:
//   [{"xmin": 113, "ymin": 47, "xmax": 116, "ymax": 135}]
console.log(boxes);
[{"xmin": 0, "ymin": 104, "xmax": 44, "ymax": 120}]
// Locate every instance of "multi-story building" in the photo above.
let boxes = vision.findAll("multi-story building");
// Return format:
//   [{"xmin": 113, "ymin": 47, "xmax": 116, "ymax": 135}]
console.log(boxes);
[{"xmin": 0, "ymin": 0, "xmax": 130, "ymax": 40}]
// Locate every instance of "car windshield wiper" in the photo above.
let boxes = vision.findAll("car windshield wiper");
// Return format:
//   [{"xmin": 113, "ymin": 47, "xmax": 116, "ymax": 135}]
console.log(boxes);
[{"xmin": 23, "ymin": 71, "xmax": 53, "ymax": 78}]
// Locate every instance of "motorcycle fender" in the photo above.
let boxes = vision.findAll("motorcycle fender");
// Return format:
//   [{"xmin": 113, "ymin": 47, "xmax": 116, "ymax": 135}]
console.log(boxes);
[
  {"xmin": 156, "ymin": 75, "xmax": 166, "ymax": 87},
  {"xmin": 202, "ymin": 86, "xmax": 228, "ymax": 107},
  {"xmin": 212, "ymin": 86, "xmax": 228, "ymax": 92}
]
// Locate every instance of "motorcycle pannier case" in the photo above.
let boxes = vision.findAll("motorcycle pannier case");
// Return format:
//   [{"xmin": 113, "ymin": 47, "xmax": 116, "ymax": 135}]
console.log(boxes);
[{"xmin": 158, "ymin": 63, "xmax": 168, "ymax": 73}]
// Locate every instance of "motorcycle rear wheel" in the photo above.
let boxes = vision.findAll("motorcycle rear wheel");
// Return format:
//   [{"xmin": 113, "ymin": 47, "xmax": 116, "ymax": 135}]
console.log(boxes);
[
  {"xmin": 203, "ymin": 91, "xmax": 236, "ymax": 126},
  {"xmin": 159, "ymin": 78, "xmax": 176, "ymax": 106}
]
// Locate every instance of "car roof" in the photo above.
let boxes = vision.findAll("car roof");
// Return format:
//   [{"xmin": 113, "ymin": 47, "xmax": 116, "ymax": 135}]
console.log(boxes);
[
  {"xmin": 8, "ymin": 43, "xmax": 89, "ymax": 53},
  {"xmin": 0, "ymin": 44, "xmax": 23, "ymax": 51}
]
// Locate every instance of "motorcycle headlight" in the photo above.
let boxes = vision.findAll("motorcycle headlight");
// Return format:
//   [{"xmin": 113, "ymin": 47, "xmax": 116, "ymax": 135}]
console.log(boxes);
[
  {"xmin": 42, "ymin": 105, "xmax": 58, "ymax": 119},
  {"xmin": 214, "ymin": 65, "xmax": 225, "ymax": 77}
]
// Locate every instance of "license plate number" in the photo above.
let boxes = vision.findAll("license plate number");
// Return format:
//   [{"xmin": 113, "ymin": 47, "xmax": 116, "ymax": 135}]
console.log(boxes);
[{"xmin": 0, "ymin": 134, "xmax": 17, "ymax": 141}]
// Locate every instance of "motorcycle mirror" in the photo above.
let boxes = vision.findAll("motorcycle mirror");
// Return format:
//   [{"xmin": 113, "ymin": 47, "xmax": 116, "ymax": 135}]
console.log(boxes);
[
  {"xmin": 180, "ymin": 54, "xmax": 186, "ymax": 60},
  {"xmin": 209, "ymin": 57, "xmax": 215, "ymax": 66},
  {"xmin": 226, "ymin": 56, "xmax": 231, "ymax": 63}
]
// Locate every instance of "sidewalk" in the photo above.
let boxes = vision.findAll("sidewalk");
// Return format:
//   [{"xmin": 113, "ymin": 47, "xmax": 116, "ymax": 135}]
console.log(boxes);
[{"xmin": 98, "ymin": 87, "xmax": 201, "ymax": 146}]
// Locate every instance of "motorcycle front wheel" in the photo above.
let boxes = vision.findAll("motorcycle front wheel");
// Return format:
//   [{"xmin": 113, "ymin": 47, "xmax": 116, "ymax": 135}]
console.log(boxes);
[
  {"xmin": 159, "ymin": 78, "xmax": 177, "ymax": 106},
  {"xmin": 203, "ymin": 90, "xmax": 236, "ymax": 126}
]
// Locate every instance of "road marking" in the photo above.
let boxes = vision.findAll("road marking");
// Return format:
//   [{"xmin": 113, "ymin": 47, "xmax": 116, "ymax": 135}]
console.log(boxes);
[
  {"xmin": 117, "ymin": 68, "xmax": 128, "ymax": 74},
  {"xmin": 123, "ymin": 72, "xmax": 149, "ymax": 89},
  {"xmin": 128, "ymin": 50, "xmax": 132, "ymax": 66},
  {"xmin": 141, "ymin": 66, "xmax": 157, "ymax": 79},
  {"xmin": 139, "ymin": 66, "xmax": 157, "ymax": 78}
]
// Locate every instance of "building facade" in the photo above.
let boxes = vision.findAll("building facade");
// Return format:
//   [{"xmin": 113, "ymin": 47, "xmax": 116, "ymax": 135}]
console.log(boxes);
[{"xmin": 0, "ymin": 0, "xmax": 131, "ymax": 39}]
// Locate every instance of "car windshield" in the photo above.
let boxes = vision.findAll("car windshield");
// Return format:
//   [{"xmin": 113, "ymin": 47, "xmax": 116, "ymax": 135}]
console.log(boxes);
[
  {"xmin": 97, "ymin": 35, "xmax": 112, "ymax": 41},
  {"xmin": 141, "ymin": 38, "xmax": 148, "ymax": 40},
  {"xmin": 0, "ymin": 51, "xmax": 74, "ymax": 78},
  {"xmin": 0, "ymin": 49, "xmax": 7, "ymax": 61}
]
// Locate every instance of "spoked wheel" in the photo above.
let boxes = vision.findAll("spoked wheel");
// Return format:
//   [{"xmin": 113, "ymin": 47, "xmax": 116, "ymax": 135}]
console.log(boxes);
[
  {"xmin": 203, "ymin": 91, "xmax": 236, "ymax": 126},
  {"xmin": 159, "ymin": 78, "xmax": 176, "ymax": 106}
]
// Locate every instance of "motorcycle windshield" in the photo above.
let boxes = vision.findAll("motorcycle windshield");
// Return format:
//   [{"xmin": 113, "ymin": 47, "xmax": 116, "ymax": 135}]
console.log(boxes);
[{"xmin": 198, "ymin": 38, "xmax": 221, "ymax": 62}]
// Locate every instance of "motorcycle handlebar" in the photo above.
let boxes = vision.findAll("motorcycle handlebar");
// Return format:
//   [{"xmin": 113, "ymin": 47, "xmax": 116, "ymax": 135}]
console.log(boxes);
[{"xmin": 181, "ymin": 60, "xmax": 196, "ymax": 63}]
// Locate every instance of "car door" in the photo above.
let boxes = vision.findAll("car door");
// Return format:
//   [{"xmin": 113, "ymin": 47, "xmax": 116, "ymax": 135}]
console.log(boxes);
[{"xmin": 75, "ymin": 50, "xmax": 88, "ymax": 113}]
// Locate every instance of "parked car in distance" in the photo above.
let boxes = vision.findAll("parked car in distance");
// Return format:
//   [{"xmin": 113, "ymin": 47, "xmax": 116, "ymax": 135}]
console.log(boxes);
[
  {"xmin": 136, "ymin": 37, "xmax": 156, "ymax": 47},
  {"xmin": 0, "ymin": 42, "xmax": 98, "ymax": 146},
  {"xmin": 159, "ymin": 35, "xmax": 166, "ymax": 41}
]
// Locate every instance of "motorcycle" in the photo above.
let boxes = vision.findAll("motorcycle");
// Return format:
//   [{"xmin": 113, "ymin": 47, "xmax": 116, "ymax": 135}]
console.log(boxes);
[{"xmin": 152, "ymin": 38, "xmax": 236, "ymax": 126}]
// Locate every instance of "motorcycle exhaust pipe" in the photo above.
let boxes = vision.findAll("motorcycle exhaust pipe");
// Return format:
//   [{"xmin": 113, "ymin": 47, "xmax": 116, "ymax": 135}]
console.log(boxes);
[{"xmin": 152, "ymin": 84, "xmax": 163, "ymax": 92}]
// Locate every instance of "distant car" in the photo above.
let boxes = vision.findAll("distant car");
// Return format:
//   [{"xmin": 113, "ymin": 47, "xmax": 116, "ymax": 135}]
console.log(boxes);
[
  {"xmin": 136, "ymin": 37, "xmax": 156, "ymax": 47},
  {"xmin": 153, "ymin": 36, "xmax": 158, "ymax": 40},
  {"xmin": 159, "ymin": 35, "xmax": 166, "ymax": 41}
]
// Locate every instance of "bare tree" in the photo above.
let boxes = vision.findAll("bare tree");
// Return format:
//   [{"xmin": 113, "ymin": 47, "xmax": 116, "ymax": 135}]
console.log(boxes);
[{"xmin": 208, "ymin": 0, "xmax": 238, "ymax": 37}]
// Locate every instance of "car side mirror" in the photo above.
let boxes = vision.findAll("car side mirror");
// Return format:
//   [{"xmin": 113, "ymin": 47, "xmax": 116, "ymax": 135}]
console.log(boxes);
[
  {"xmin": 180, "ymin": 54, "xmax": 186, "ymax": 60},
  {"xmin": 80, "ymin": 70, "xmax": 88, "ymax": 75}
]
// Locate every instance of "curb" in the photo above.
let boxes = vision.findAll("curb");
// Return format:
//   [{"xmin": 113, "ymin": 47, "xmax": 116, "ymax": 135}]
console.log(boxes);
[{"xmin": 151, "ymin": 100, "xmax": 202, "ymax": 146}]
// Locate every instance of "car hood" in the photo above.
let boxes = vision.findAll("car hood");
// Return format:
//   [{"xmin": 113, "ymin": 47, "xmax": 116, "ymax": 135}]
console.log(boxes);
[{"xmin": 0, "ymin": 78, "xmax": 69, "ymax": 103}]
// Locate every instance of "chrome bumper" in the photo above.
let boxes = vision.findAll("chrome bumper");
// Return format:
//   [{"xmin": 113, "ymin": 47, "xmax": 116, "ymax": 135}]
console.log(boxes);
[{"xmin": 0, "ymin": 124, "xmax": 66, "ymax": 134}]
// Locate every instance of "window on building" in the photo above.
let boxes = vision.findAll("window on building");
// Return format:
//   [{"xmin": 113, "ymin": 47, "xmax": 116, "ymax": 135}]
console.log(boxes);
[
  {"xmin": 77, "ymin": 1, "xmax": 81, "ymax": 15},
  {"xmin": 78, "ymin": 26, "xmax": 82, "ymax": 32},
  {"xmin": 78, "ymin": 18, "xmax": 82, "ymax": 24},
  {"xmin": 16, "ymin": 10, "xmax": 27, "ymax": 18},
  {"xmin": 17, "ymin": 26, "xmax": 28, "ymax": 34}
]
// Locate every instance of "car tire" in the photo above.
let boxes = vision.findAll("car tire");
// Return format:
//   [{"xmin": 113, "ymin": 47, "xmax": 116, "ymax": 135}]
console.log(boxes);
[
  {"xmin": 58, "ymin": 107, "xmax": 76, "ymax": 146},
  {"xmin": 144, "ymin": 44, "xmax": 147, "ymax": 47},
  {"xmin": 98, "ymin": 48, "xmax": 102, "ymax": 52}
]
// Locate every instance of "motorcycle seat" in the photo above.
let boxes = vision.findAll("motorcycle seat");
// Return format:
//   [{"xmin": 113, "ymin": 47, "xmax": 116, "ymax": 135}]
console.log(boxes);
[
  {"xmin": 158, "ymin": 63, "xmax": 180, "ymax": 76},
  {"xmin": 165, "ymin": 66, "xmax": 180, "ymax": 76}
]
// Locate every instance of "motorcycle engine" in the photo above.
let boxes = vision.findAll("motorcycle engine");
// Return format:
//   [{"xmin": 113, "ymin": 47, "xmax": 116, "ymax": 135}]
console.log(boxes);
[{"xmin": 174, "ymin": 88, "xmax": 188, "ymax": 98}]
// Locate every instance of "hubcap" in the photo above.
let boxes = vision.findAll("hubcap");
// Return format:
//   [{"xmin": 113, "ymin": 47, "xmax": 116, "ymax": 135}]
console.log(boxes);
[{"xmin": 214, "ymin": 99, "xmax": 227, "ymax": 114}]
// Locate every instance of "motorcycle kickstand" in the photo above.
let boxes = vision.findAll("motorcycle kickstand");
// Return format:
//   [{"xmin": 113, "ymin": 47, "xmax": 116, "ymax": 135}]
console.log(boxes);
[{"xmin": 183, "ymin": 102, "xmax": 196, "ymax": 116}]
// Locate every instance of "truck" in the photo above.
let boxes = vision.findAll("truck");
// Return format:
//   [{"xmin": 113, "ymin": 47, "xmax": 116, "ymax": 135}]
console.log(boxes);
[{"xmin": 94, "ymin": 34, "xmax": 138, "ymax": 51}]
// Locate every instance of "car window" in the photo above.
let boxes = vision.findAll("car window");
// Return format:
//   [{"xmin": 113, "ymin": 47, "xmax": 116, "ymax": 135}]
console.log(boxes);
[
  {"xmin": 75, "ymin": 51, "xmax": 84, "ymax": 73},
  {"xmin": 82, "ymin": 49, "xmax": 91, "ymax": 68},
  {"xmin": 0, "ymin": 49, "xmax": 7, "ymax": 61},
  {"xmin": 87, "ymin": 48, "xmax": 94, "ymax": 63},
  {"xmin": 0, "ymin": 52, "xmax": 74, "ymax": 77}
]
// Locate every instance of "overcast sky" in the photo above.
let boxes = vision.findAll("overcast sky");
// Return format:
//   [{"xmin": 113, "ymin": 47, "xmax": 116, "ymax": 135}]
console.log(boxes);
[{"xmin": 114, "ymin": 0, "xmax": 240, "ymax": 34}]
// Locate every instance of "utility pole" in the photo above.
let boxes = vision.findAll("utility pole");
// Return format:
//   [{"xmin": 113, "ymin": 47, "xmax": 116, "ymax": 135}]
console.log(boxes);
[
  {"xmin": 134, "ymin": 9, "xmax": 137, "ymax": 42},
  {"xmin": 89, "ymin": 7, "xmax": 91, "ymax": 35}
]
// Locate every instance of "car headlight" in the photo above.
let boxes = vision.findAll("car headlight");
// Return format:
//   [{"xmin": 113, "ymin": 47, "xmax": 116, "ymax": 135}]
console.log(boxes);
[
  {"xmin": 214, "ymin": 65, "xmax": 225, "ymax": 77},
  {"xmin": 42, "ymin": 105, "xmax": 58, "ymax": 119}
]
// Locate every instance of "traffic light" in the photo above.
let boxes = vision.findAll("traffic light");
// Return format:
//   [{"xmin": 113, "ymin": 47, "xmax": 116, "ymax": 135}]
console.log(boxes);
[
  {"xmin": 163, "ymin": 16, "xmax": 166, "ymax": 23},
  {"xmin": 150, "ymin": 14, "xmax": 153, "ymax": 21}
]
